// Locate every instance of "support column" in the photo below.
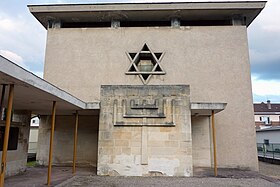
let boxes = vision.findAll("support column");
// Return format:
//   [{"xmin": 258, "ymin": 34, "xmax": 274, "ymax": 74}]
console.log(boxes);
[
  {"xmin": 171, "ymin": 18, "xmax": 180, "ymax": 28},
  {"xmin": 72, "ymin": 111, "xmax": 78, "ymax": 174},
  {"xmin": 47, "ymin": 101, "xmax": 56, "ymax": 186},
  {"xmin": 111, "ymin": 20, "xmax": 120, "ymax": 28},
  {"xmin": 0, "ymin": 84, "xmax": 14, "ymax": 187},
  {"xmin": 211, "ymin": 110, "xmax": 218, "ymax": 177}
]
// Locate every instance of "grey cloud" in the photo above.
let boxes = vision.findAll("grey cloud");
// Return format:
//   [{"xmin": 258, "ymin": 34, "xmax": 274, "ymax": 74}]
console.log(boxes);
[
  {"xmin": 248, "ymin": 23, "xmax": 280, "ymax": 80},
  {"xmin": 250, "ymin": 59, "xmax": 280, "ymax": 80}
]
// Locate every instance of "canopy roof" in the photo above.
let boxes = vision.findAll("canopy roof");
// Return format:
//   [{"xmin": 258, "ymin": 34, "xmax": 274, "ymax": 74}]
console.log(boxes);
[
  {"xmin": 29, "ymin": 1, "xmax": 266, "ymax": 29},
  {"xmin": 191, "ymin": 102, "xmax": 227, "ymax": 116}
]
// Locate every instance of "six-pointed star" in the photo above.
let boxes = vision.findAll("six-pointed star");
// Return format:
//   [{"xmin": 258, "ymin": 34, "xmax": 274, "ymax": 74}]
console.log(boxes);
[{"xmin": 126, "ymin": 43, "xmax": 165, "ymax": 84}]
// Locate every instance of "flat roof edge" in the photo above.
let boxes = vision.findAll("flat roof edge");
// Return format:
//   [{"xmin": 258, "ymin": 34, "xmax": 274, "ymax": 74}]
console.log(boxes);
[
  {"xmin": 28, "ymin": 1, "xmax": 266, "ymax": 29},
  {"xmin": 27, "ymin": 1, "xmax": 267, "ymax": 6},
  {"xmin": 254, "ymin": 112, "xmax": 280, "ymax": 114},
  {"xmin": 85, "ymin": 102, "xmax": 100, "ymax": 109},
  {"xmin": 190, "ymin": 102, "xmax": 227, "ymax": 116},
  {"xmin": 256, "ymin": 127, "xmax": 280, "ymax": 132},
  {"xmin": 191, "ymin": 102, "xmax": 227, "ymax": 110},
  {"xmin": 28, "ymin": 2, "xmax": 266, "ymax": 12}
]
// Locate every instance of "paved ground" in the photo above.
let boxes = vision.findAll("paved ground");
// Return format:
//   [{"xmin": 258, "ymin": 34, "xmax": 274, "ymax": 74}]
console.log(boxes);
[
  {"xmin": 259, "ymin": 161, "xmax": 280, "ymax": 180},
  {"xmin": 58, "ymin": 176, "xmax": 279, "ymax": 187},
  {"xmin": 5, "ymin": 166, "xmax": 94, "ymax": 187},
  {"xmin": 4, "ymin": 161, "xmax": 280, "ymax": 187}
]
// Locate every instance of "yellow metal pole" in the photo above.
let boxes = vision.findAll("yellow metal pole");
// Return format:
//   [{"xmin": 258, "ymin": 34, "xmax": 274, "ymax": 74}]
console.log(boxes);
[
  {"xmin": 211, "ymin": 110, "xmax": 218, "ymax": 177},
  {"xmin": 72, "ymin": 111, "xmax": 78, "ymax": 174},
  {"xmin": 0, "ymin": 84, "xmax": 14, "ymax": 187},
  {"xmin": 47, "ymin": 101, "xmax": 56, "ymax": 186}
]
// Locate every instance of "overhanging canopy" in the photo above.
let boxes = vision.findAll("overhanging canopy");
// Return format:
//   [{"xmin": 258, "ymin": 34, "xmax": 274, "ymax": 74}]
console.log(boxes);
[
  {"xmin": 28, "ymin": 1, "xmax": 266, "ymax": 28},
  {"xmin": 191, "ymin": 102, "xmax": 227, "ymax": 116}
]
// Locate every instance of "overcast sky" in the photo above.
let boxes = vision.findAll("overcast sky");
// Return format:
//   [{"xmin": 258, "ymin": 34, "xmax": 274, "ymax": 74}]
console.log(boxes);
[{"xmin": 0, "ymin": 0, "xmax": 279, "ymax": 103}]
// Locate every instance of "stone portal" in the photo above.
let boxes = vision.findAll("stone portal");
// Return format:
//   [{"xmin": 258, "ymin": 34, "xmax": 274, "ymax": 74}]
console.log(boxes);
[{"xmin": 98, "ymin": 85, "xmax": 192, "ymax": 176}]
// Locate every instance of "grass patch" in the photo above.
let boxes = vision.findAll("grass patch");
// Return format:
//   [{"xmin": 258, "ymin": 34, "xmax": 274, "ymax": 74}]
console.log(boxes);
[{"xmin": 26, "ymin": 161, "xmax": 37, "ymax": 167}]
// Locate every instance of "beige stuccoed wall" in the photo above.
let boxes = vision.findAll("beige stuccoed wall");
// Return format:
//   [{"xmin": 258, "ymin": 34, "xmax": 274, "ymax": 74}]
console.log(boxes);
[
  {"xmin": 36, "ymin": 115, "xmax": 99, "ymax": 166},
  {"xmin": 192, "ymin": 116, "xmax": 211, "ymax": 167},
  {"xmin": 44, "ymin": 26, "xmax": 258, "ymax": 170}
]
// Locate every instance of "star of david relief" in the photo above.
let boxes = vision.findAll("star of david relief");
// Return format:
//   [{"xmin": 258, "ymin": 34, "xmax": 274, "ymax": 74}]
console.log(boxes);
[{"xmin": 126, "ymin": 43, "xmax": 165, "ymax": 84}]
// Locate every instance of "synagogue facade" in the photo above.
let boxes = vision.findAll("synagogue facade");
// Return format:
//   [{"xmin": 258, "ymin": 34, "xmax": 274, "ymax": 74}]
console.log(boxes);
[{"xmin": 28, "ymin": 2, "xmax": 265, "ymax": 176}]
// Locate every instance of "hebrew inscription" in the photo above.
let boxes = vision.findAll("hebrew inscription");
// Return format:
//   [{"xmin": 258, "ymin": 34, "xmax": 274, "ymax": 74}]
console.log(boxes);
[{"xmin": 113, "ymin": 98, "xmax": 175, "ymax": 126}]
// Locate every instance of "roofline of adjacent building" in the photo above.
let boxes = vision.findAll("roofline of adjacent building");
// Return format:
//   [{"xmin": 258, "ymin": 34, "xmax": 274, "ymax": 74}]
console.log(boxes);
[
  {"xmin": 256, "ymin": 127, "xmax": 280, "ymax": 132},
  {"xmin": 254, "ymin": 103, "xmax": 280, "ymax": 105},
  {"xmin": 254, "ymin": 112, "xmax": 280, "ymax": 115}
]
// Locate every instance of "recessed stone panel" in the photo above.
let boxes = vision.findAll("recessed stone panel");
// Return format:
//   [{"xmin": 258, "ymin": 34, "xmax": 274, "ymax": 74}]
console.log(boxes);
[{"xmin": 98, "ymin": 85, "xmax": 192, "ymax": 176}]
